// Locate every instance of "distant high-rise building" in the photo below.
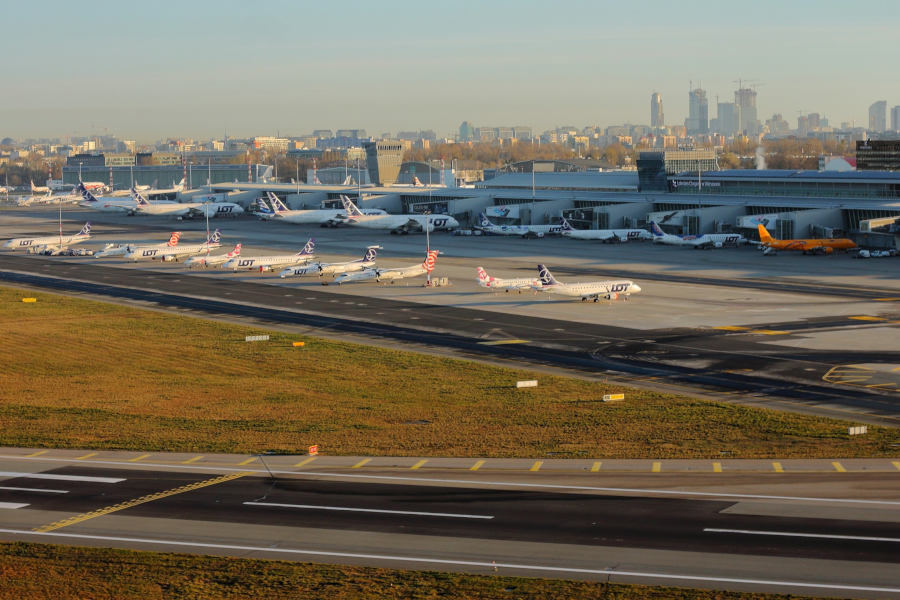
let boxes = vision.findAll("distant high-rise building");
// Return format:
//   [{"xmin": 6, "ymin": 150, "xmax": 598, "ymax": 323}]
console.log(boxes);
[
  {"xmin": 716, "ymin": 102, "xmax": 738, "ymax": 135},
  {"xmin": 892, "ymin": 106, "xmax": 900, "ymax": 132},
  {"xmin": 459, "ymin": 121, "xmax": 474, "ymax": 142},
  {"xmin": 650, "ymin": 92, "xmax": 664, "ymax": 128},
  {"xmin": 685, "ymin": 88, "xmax": 708, "ymax": 134},
  {"xmin": 807, "ymin": 113, "xmax": 821, "ymax": 131},
  {"xmin": 797, "ymin": 115, "xmax": 809, "ymax": 137},
  {"xmin": 869, "ymin": 101, "xmax": 887, "ymax": 132},
  {"xmin": 363, "ymin": 140, "xmax": 404, "ymax": 186},
  {"xmin": 734, "ymin": 88, "xmax": 758, "ymax": 135}
]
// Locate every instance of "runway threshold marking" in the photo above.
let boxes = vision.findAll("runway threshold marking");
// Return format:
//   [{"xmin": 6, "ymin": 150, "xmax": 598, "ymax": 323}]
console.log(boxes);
[
  {"xmin": 750, "ymin": 329, "xmax": 789, "ymax": 335},
  {"xmin": 713, "ymin": 462, "xmax": 722, "ymax": 473},
  {"xmin": 875, "ymin": 297, "xmax": 900, "ymax": 301},
  {"xmin": 410, "ymin": 460, "xmax": 428, "ymax": 470},
  {"xmin": 652, "ymin": 462, "xmax": 661, "ymax": 473},
  {"xmin": 529, "ymin": 461, "xmax": 543, "ymax": 472},
  {"xmin": 591, "ymin": 461, "xmax": 602, "ymax": 472},
  {"xmin": 704, "ymin": 528, "xmax": 900, "ymax": 543},
  {"xmin": 772, "ymin": 462, "xmax": 784, "ymax": 473},
  {"xmin": 24, "ymin": 450, "xmax": 48, "ymax": 458},
  {"xmin": 182, "ymin": 456, "xmax": 204, "ymax": 464},
  {"xmin": 0, "ymin": 486, "xmax": 67, "ymax": 494},
  {"xmin": 352, "ymin": 458, "xmax": 371, "ymax": 469},
  {"xmin": 0, "ymin": 503, "xmax": 28, "ymax": 510},
  {"xmin": 293, "ymin": 457, "xmax": 316, "ymax": 468},
  {"xmin": 470, "ymin": 460, "xmax": 486, "ymax": 471},
  {"xmin": 244, "ymin": 502, "xmax": 494, "ymax": 520},
  {"xmin": 893, "ymin": 461, "xmax": 900, "ymax": 472},
  {"xmin": 832, "ymin": 462, "xmax": 847, "ymax": 473},
  {"xmin": 127, "ymin": 454, "xmax": 151, "ymax": 463},
  {"xmin": 75, "ymin": 452, "xmax": 97, "ymax": 460},
  {"xmin": 0, "ymin": 472, "xmax": 124, "ymax": 484},
  {"xmin": 713, "ymin": 326, "xmax": 749, "ymax": 331},
  {"xmin": 478, "ymin": 339, "xmax": 530, "ymax": 346},
  {"xmin": 33, "ymin": 471, "xmax": 252, "ymax": 533}
]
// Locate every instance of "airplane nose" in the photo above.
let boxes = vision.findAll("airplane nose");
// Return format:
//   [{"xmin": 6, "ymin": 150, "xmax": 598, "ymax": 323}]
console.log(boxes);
[{"xmin": 632, "ymin": 284, "xmax": 642, "ymax": 293}]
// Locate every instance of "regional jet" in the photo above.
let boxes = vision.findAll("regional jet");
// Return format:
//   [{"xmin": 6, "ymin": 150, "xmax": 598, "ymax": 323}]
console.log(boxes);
[
  {"xmin": 535, "ymin": 264, "xmax": 641, "ymax": 302},
  {"xmin": 476, "ymin": 213, "xmax": 563, "ymax": 238},
  {"xmin": 125, "ymin": 230, "xmax": 221, "ymax": 262},
  {"xmin": 333, "ymin": 249, "xmax": 439, "ymax": 284},
  {"xmin": 279, "ymin": 245, "xmax": 380, "ymax": 279},
  {"xmin": 221, "ymin": 239, "xmax": 316, "ymax": 272},
  {"xmin": 649, "ymin": 221, "xmax": 747, "ymax": 248},
  {"xmin": 560, "ymin": 217, "xmax": 652, "ymax": 242},
  {"xmin": 95, "ymin": 231, "xmax": 181, "ymax": 258},
  {"xmin": 2, "ymin": 222, "xmax": 92, "ymax": 253},
  {"xmin": 757, "ymin": 223, "xmax": 856, "ymax": 255},
  {"xmin": 476, "ymin": 266, "xmax": 541, "ymax": 292},
  {"xmin": 184, "ymin": 243, "xmax": 242, "ymax": 269},
  {"xmin": 132, "ymin": 192, "xmax": 244, "ymax": 218},
  {"xmin": 341, "ymin": 196, "xmax": 458, "ymax": 234}
]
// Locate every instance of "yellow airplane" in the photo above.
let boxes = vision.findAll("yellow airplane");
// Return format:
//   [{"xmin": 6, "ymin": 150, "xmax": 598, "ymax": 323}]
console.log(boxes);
[{"xmin": 757, "ymin": 224, "xmax": 857, "ymax": 255}]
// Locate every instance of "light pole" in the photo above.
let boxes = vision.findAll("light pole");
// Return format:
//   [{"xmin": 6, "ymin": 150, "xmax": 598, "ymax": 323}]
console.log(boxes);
[
  {"xmin": 424, "ymin": 211, "xmax": 431, "ymax": 286},
  {"xmin": 78, "ymin": 161, "xmax": 83, "ymax": 183}
]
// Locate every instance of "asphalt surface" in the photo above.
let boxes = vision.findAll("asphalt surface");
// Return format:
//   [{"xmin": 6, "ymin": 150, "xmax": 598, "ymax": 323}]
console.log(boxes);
[{"xmin": 1, "ymin": 253, "xmax": 898, "ymax": 426}]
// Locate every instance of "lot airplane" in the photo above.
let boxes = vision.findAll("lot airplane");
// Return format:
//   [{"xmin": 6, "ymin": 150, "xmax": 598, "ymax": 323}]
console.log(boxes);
[
  {"xmin": 132, "ymin": 192, "xmax": 243, "ymax": 218},
  {"xmin": 476, "ymin": 266, "xmax": 541, "ymax": 292},
  {"xmin": 341, "ymin": 196, "xmax": 458, "ymax": 234},
  {"xmin": 535, "ymin": 264, "xmax": 641, "ymax": 302},
  {"xmin": 649, "ymin": 221, "xmax": 747, "ymax": 248},
  {"xmin": 184, "ymin": 243, "xmax": 242, "ymax": 269},
  {"xmin": 334, "ymin": 249, "xmax": 438, "ymax": 284},
  {"xmin": 125, "ymin": 230, "xmax": 220, "ymax": 262},
  {"xmin": 475, "ymin": 213, "xmax": 563, "ymax": 238},
  {"xmin": 560, "ymin": 217, "xmax": 651, "ymax": 242},
  {"xmin": 279, "ymin": 245, "xmax": 380, "ymax": 279},
  {"xmin": 96, "ymin": 231, "xmax": 181, "ymax": 258},
  {"xmin": 2, "ymin": 222, "xmax": 92, "ymax": 252},
  {"xmin": 757, "ymin": 224, "xmax": 857, "ymax": 255},
  {"xmin": 222, "ymin": 239, "xmax": 316, "ymax": 272}
]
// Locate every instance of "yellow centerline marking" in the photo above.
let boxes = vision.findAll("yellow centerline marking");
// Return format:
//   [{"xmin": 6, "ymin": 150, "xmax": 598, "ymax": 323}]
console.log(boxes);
[
  {"xmin": 874, "ymin": 297, "xmax": 900, "ymax": 301},
  {"xmin": 832, "ymin": 461, "xmax": 846, "ymax": 473},
  {"xmin": 714, "ymin": 326, "xmax": 749, "ymax": 331},
  {"xmin": 849, "ymin": 315, "xmax": 886, "ymax": 321},
  {"xmin": 410, "ymin": 459, "xmax": 428, "ymax": 470},
  {"xmin": 651, "ymin": 462, "xmax": 661, "ymax": 473},
  {"xmin": 591, "ymin": 461, "xmax": 602, "ymax": 472},
  {"xmin": 293, "ymin": 457, "xmax": 317, "ymax": 468},
  {"xmin": 352, "ymin": 458, "xmax": 371, "ymax": 469},
  {"xmin": 34, "ymin": 472, "xmax": 252, "ymax": 533},
  {"xmin": 478, "ymin": 339, "xmax": 530, "ymax": 345},
  {"xmin": 750, "ymin": 329, "xmax": 789, "ymax": 335},
  {"xmin": 773, "ymin": 462, "xmax": 784, "ymax": 473},
  {"xmin": 182, "ymin": 455, "xmax": 204, "ymax": 464},
  {"xmin": 25, "ymin": 450, "xmax": 48, "ymax": 458},
  {"xmin": 866, "ymin": 383, "xmax": 898, "ymax": 389},
  {"xmin": 713, "ymin": 462, "xmax": 722, "ymax": 473},
  {"xmin": 236, "ymin": 457, "xmax": 257, "ymax": 466},
  {"xmin": 893, "ymin": 461, "xmax": 900, "ymax": 472},
  {"xmin": 470, "ymin": 460, "xmax": 486, "ymax": 471},
  {"xmin": 127, "ymin": 454, "xmax": 150, "ymax": 463},
  {"xmin": 529, "ymin": 461, "xmax": 543, "ymax": 472},
  {"xmin": 75, "ymin": 452, "xmax": 97, "ymax": 460}
]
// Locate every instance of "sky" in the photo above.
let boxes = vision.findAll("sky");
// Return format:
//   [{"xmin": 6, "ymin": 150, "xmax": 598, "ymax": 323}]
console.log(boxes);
[{"xmin": 3, "ymin": 0, "xmax": 899, "ymax": 142}]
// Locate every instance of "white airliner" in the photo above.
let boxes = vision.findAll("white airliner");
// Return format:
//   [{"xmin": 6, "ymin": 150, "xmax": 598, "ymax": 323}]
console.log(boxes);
[
  {"xmin": 95, "ymin": 232, "xmax": 181, "ymax": 258},
  {"xmin": 80, "ymin": 181, "xmax": 108, "ymax": 193},
  {"xmin": 559, "ymin": 217, "xmax": 652, "ymax": 242},
  {"xmin": 78, "ymin": 184, "xmax": 163, "ymax": 212},
  {"xmin": 125, "ymin": 230, "xmax": 220, "ymax": 262},
  {"xmin": 132, "ymin": 192, "xmax": 244, "ymax": 218},
  {"xmin": 184, "ymin": 243, "xmax": 242, "ymax": 269},
  {"xmin": 476, "ymin": 213, "xmax": 563, "ymax": 238},
  {"xmin": 341, "ymin": 196, "xmax": 458, "ymax": 234},
  {"xmin": 260, "ymin": 192, "xmax": 387, "ymax": 225},
  {"xmin": 649, "ymin": 221, "xmax": 748, "ymax": 248},
  {"xmin": 29, "ymin": 180, "xmax": 50, "ymax": 194},
  {"xmin": 222, "ymin": 239, "xmax": 316, "ymax": 272},
  {"xmin": 535, "ymin": 264, "xmax": 641, "ymax": 302},
  {"xmin": 279, "ymin": 245, "xmax": 380, "ymax": 279},
  {"xmin": 17, "ymin": 190, "xmax": 54, "ymax": 206},
  {"xmin": 335, "ymin": 249, "xmax": 439, "ymax": 284},
  {"xmin": 2, "ymin": 222, "xmax": 92, "ymax": 252},
  {"xmin": 476, "ymin": 266, "xmax": 541, "ymax": 292}
]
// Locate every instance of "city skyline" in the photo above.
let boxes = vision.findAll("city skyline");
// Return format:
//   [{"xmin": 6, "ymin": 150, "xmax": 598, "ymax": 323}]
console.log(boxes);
[{"xmin": 2, "ymin": 0, "xmax": 899, "ymax": 142}]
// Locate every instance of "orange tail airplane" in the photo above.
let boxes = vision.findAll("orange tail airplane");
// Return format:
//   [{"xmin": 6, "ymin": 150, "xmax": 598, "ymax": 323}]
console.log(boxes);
[{"xmin": 757, "ymin": 224, "xmax": 856, "ymax": 255}]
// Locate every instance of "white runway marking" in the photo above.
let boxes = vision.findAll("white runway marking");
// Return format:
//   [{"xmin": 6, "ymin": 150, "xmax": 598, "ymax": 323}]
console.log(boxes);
[
  {"xmin": 0, "ymin": 528, "xmax": 898, "ymax": 595},
  {"xmin": 2, "ymin": 455, "xmax": 899, "ymax": 506},
  {"xmin": 705, "ymin": 528, "xmax": 900, "ymax": 543},
  {"xmin": 244, "ymin": 501, "xmax": 494, "ymax": 519},
  {"xmin": 0, "ymin": 471, "xmax": 124, "ymax": 483},
  {"xmin": 0, "ymin": 486, "xmax": 68, "ymax": 494},
  {"xmin": 0, "ymin": 503, "xmax": 28, "ymax": 509}
]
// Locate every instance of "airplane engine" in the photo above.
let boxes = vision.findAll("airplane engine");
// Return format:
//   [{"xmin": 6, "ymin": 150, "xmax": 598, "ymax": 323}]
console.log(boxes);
[
  {"xmin": 162, "ymin": 255, "xmax": 177, "ymax": 262},
  {"xmin": 605, "ymin": 292, "xmax": 619, "ymax": 301},
  {"xmin": 714, "ymin": 241, "xmax": 723, "ymax": 248}
]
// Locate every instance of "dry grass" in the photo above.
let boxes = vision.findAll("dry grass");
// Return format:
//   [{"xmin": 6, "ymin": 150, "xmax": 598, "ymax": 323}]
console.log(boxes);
[
  {"xmin": 0, "ymin": 542, "xmax": 827, "ymax": 600},
  {"xmin": 1, "ymin": 285, "xmax": 897, "ymax": 457}
]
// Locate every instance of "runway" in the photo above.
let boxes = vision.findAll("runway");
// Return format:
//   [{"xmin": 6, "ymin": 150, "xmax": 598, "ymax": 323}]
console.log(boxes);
[{"xmin": 1, "ymin": 451, "xmax": 899, "ymax": 597}]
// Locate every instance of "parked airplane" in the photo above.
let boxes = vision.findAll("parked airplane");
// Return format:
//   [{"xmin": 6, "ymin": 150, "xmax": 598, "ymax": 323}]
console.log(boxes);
[
  {"xmin": 475, "ymin": 266, "xmax": 541, "ymax": 292},
  {"xmin": 16, "ymin": 189, "xmax": 53, "ymax": 206},
  {"xmin": 125, "ymin": 230, "xmax": 220, "ymax": 262},
  {"xmin": 560, "ymin": 217, "xmax": 652, "ymax": 242},
  {"xmin": 535, "ymin": 264, "xmax": 641, "ymax": 302},
  {"xmin": 757, "ymin": 224, "xmax": 857, "ymax": 255},
  {"xmin": 649, "ymin": 221, "xmax": 747, "ymax": 248},
  {"xmin": 95, "ymin": 231, "xmax": 181, "ymax": 258},
  {"xmin": 184, "ymin": 243, "xmax": 242, "ymax": 269},
  {"xmin": 2, "ymin": 222, "xmax": 91, "ymax": 252},
  {"xmin": 29, "ymin": 180, "xmax": 50, "ymax": 194},
  {"xmin": 80, "ymin": 181, "xmax": 108, "ymax": 193},
  {"xmin": 132, "ymin": 192, "xmax": 243, "ymax": 218},
  {"xmin": 279, "ymin": 245, "xmax": 380, "ymax": 279},
  {"xmin": 222, "ymin": 239, "xmax": 316, "ymax": 272},
  {"xmin": 341, "ymin": 196, "xmax": 458, "ymax": 233},
  {"xmin": 476, "ymin": 213, "xmax": 563, "ymax": 238},
  {"xmin": 333, "ymin": 249, "xmax": 439, "ymax": 284}
]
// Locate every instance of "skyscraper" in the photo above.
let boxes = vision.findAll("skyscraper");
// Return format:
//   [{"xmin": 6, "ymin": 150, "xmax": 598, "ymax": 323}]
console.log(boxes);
[
  {"xmin": 716, "ymin": 102, "xmax": 738, "ymax": 135},
  {"xmin": 869, "ymin": 101, "xmax": 887, "ymax": 133},
  {"xmin": 685, "ymin": 88, "xmax": 708, "ymax": 134},
  {"xmin": 650, "ymin": 92, "xmax": 664, "ymax": 128},
  {"xmin": 459, "ymin": 121, "xmax": 474, "ymax": 142},
  {"xmin": 892, "ymin": 106, "xmax": 900, "ymax": 132},
  {"xmin": 734, "ymin": 88, "xmax": 758, "ymax": 135}
]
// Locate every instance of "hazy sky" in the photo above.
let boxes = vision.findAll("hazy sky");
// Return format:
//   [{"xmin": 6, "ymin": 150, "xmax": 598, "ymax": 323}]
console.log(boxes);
[{"xmin": 3, "ymin": 0, "xmax": 898, "ymax": 142}]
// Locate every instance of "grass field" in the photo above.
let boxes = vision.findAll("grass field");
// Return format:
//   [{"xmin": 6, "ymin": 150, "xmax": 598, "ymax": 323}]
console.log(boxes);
[
  {"xmin": 0, "ymin": 542, "xmax": 828, "ymax": 600},
  {"xmin": 1, "ymin": 285, "xmax": 897, "ymax": 457}
]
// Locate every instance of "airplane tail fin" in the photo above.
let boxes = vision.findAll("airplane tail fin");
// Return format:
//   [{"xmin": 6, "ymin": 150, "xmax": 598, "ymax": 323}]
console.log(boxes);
[
  {"xmin": 167, "ymin": 232, "xmax": 182, "ymax": 247},
  {"xmin": 649, "ymin": 221, "xmax": 666, "ymax": 237},
  {"xmin": 298, "ymin": 238, "xmax": 315, "ymax": 256},
  {"xmin": 255, "ymin": 197, "xmax": 273, "ymax": 215},
  {"xmin": 560, "ymin": 217, "xmax": 573, "ymax": 231},
  {"xmin": 227, "ymin": 243, "xmax": 242, "ymax": 257},
  {"xmin": 342, "ymin": 175, "xmax": 352, "ymax": 186},
  {"xmin": 537, "ymin": 264, "xmax": 558, "ymax": 286},
  {"xmin": 478, "ymin": 212, "xmax": 493, "ymax": 228},
  {"xmin": 340, "ymin": 195, "xmax": 363, "ymax": 217},
  {"xmin": 207, "ymin": 229, "xmax": 221, "ymax": 245},
  {"xmin": 175, "ymin": 178, "xmax": 185, "ymax": 191},
  {"xmin": 134, "ymin": 190, "xmax": 149, "ymax": 205},
  {"xmin": 266, "ymin": 191, "xmax": 288, "ymax": 212},
  {"xmin": 476, "ymin": 266, "xmax": 492, "ymax": 285},
  {"xmin": 423, "ymin": 249, "xmax": 439, "ymax": 273},
  {"xmin": 77, "ymin": 183, "xmax": 97, "ymax": 203},
  {"xmin": 363, "ymin": 245, "xmax": 379, "ymax": 261},
  {"xmin": 78, "ymin": 222, "xmax": 92, "ymax": 236},
  {"xmin": 757, "ymin": 223, "xmax": 775, "ymax": 243}
]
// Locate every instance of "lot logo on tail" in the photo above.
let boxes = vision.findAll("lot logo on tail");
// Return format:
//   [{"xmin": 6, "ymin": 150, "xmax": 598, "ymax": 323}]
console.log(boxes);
[
  {"xmin": 423, "ymin": 250, "xmax": 439, "ymax": 272},
  {"xmin": 167, "ymin": 232, "xmax": 181, "ymax": 246},
  {"xmin": 537, "ymin": 264, "xmax": 558, "ymax": 286},
  {"xmin": 299, "ymin": 239, "xmax": 315, "ymax": 255},
  {"xmin": 78, "ymin": 222, "xmax": 92, "ymax": 236},
  {"xmin": 363, "ymin": 246, "xmax": 378, "ymax": 261}
]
